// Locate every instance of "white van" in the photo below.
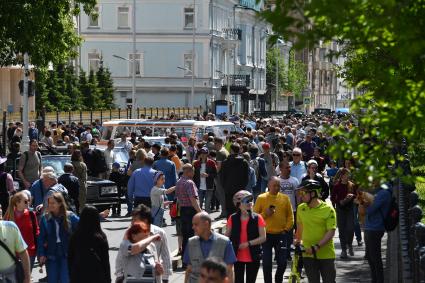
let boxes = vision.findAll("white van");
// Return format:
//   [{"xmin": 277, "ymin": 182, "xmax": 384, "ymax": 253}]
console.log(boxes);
[{"xmin": 99, "ymin": 119, "xmax": 237, "ymax": 145}]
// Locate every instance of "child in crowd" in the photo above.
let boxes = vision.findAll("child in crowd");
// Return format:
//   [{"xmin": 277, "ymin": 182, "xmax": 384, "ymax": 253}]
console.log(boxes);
[{"xmin": 150, "ymin": 171, "xmax": 175, "ymax": 227}]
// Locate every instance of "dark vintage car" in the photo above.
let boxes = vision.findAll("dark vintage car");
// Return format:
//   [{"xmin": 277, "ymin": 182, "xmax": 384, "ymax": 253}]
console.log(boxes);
[{"xmin": 41, "ymin": 155, "xmax": 120, "ymax": 211}]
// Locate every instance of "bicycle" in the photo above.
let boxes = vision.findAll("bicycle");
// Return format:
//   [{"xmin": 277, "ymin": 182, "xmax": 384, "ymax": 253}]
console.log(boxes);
[{"xmin": 288, "ymin": 244, "xmax": 304, "ymax": 283}]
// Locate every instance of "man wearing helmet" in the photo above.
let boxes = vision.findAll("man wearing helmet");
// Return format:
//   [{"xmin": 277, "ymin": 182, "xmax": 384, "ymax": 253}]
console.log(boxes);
[{"xmin": 294, "ymin": 179, "xmax": 336, "ymax": 283}]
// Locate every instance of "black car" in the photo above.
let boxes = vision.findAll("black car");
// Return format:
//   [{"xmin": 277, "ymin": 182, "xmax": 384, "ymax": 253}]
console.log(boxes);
[{"xmin": 41, "ymin": 155, "xmax": 120, "ymax": 211}]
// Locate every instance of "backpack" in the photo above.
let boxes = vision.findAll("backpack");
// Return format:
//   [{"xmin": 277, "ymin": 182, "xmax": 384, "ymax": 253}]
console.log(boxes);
[
  {"xmin": 381, "ymin": 190, "xmax": 399, "ymax": 232},
  {"xmin": 250, "ymin": 157, "xmax": 260, "ymax": 179}
]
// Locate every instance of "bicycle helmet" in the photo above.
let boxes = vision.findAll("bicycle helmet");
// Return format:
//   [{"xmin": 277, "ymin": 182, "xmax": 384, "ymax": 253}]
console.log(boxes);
[
  {"xmin": 297, "ymin": 179, "xmax": 322, "ymax": 200},
  {"xmin": 233, "ymin": 190, "xmax": 253, "ymax": 206}
]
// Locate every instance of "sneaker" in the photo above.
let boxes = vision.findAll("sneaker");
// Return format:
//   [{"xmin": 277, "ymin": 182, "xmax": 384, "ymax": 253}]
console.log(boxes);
[
  {"xmin": 357, "ymin": 240, "xmax": 363, "ymax": 246},
  {"xmin": 340, "ymin": 250, "xmax": 348, "ymax": 259},
  {"xmin": 348, "ymin": 247, "xmax": 355, "ymax": 256}
]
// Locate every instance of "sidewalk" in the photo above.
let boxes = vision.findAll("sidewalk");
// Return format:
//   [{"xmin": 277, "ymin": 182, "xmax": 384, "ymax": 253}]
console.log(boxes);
[{"xmin": 170, "ymin": 229, "xmax": 387, "ymax": 283}]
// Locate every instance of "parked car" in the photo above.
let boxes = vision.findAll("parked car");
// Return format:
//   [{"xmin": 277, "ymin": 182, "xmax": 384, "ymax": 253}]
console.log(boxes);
[{"xmin": 41, "ymin": 155, "xmax": 120, "ymax": 211}]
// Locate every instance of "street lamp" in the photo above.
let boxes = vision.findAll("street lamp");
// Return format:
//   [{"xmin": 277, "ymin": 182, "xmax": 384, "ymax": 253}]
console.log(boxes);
[
  {"xmin": 177, "ymin": 66, "xmax": 195, "ymax": 116},
  {"xmin": 113, "ymin": 54, "xmax": 136, "ymax": 119}
]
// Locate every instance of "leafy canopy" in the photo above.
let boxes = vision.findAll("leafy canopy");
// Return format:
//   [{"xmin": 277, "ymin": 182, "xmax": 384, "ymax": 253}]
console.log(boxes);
[
  {"xmin": 261, "ymin": 0, "xmax": 425, "ymax": 187},
  {"xmin": 0, "ymin": 0, "xmax": 96, "ymax": 67}
]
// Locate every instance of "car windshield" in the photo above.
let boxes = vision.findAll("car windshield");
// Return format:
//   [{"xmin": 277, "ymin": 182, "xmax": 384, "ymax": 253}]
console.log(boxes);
[{"xmin": 41, "ymin": 156, "xmax": 71, "ymax": 176}]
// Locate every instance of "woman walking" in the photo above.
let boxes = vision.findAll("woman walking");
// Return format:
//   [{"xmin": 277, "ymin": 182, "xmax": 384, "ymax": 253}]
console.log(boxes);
[
  {"xmin": 225, "ymin": 190, "xmax": 266, "ymax": 283},
  {"xmin": 68, "ymin": 206, "xmax": 111, "ymax": 283},
  {"xmin": 71, "ymin": 150, "xmax": 87, "ymax": 214},
  {"xmin": 37, "ymin": 192, "xmax": 79, "ymax": 283},
  {"xmin": 331, "ymin": 168, "xmax": 357, "ymax": 258},
  {"xmin": 4, "ymin": 191, "xmax": 39, "ymax": 270}
]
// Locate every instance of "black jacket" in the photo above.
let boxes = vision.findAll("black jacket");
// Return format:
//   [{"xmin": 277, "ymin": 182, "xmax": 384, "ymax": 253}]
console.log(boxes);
[
  {"xmin": 220, "ymin": 154, "xmax": 249, "ymax": 195},
  {"xmin": 193, "ymin": 159, "xmax": 217, "ymax": 190}
]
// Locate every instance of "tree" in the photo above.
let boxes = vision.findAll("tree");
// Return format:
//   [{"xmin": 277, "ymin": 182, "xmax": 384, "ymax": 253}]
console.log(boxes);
[
  {"xmin": 81, "ymin": 70, "xmax": 102, "ymax": 110},
  {"xmin": 34, "ymin": 68, "xmax": 53, "ymax": 112},
  {"xmin": 287, "ymin": 50, "xmax": 307, "ymax": 99},
  {"xmin": 261, "ymin": 0, "xmax": 425, "ymax": 187},
  {"xmin": 96, "ymin": 64, "xmax": 115, "ymax": 109},
  {"xmin": 266, "ymin": 47, "xmax": 287, "ymax": 108},
  {"xmin": 0, "ymin": 0, "xmax": 97, "ymax": 67},
  {"xmin": 64, "ymin": 65, "xmax": 83, "ymax": 110},
  {"xmin": 78, "ymin": 69, "xmax": 90, "ymax": 110},
  {"xmin": 266, "ymin": 47, "xmax": 307, "ymax": 109}
]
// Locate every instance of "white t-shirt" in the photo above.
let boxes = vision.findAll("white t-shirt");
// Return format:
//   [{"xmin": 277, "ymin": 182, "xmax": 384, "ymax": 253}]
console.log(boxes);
[
  {"xmin": 199, "ymin": 163, "xmax": 207, "ymax": 190},
  {"xmin": 104, "ymin": 148, "xmax": 116, "ymax": 170},
  {"xmin": 279, "ymin": 176, "xmax": 300, "ymax": 211}
]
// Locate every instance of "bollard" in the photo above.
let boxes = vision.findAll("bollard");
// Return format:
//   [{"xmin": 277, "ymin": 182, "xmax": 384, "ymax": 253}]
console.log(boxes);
[
  {"xmin": 137, "ymin": 108, "xmax": 140, "ymax": 118},
  {"xmin": 118, "ymin": 108, "xmax": 121, "ymax": 119},
  {"xmin": 110, "ymin": 109, "xmax": 112, "ymax": 120}
]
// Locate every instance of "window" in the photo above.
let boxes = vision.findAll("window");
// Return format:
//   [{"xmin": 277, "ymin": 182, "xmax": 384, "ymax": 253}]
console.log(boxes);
[
  {"xmin": 89, "ymin": 6, "xmax": 99, "ymax": 27},
  {"xmin": 118, "ymin": 7, "xmax": 130, "ymax": 28},
  {"xmin": 129, "ymin": 53, "xmax": 144, "ymax": 76},
  {"xmin": 183, "ymin": 54, "xmax": 193, "ymax": 76},
  {"xmin": 184, "ymin": 7, "xmax": 194, "ymax": 29},
  {"xmin": 88, "ymin": 52, "xmax": 100, "ymax": 72}
]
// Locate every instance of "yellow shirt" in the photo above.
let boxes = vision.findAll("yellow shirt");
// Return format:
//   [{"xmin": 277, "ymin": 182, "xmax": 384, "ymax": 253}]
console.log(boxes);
[{"xmin": 253, "ymin": 192, "xmax": 294, "ymax": 234}]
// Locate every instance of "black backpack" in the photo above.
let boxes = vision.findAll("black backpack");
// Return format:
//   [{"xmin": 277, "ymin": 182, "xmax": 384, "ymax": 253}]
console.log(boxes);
[{"xmin": 381, "ymin": 190, "xmax": 399, "ymax": 232}]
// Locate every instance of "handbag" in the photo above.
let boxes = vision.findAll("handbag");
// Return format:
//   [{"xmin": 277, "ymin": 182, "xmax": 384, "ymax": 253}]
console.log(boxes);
[{"xmin": 0, "ymin": 239, "xmax": 25, "ymax": 283}]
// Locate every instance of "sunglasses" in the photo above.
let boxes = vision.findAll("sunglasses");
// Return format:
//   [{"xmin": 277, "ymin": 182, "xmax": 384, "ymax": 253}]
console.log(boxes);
[{"xmin": 241, "ymin": 196, "xmax": 253, "ymax": 204}]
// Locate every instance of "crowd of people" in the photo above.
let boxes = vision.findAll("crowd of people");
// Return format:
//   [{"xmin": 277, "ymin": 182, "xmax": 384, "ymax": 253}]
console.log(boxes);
[{"xmin": 0, "ymin": 113, "xmax": 393, "ymax": 283}]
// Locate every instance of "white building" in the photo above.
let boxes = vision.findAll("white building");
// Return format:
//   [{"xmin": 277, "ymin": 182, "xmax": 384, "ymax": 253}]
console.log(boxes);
[{"xmin": 77, "ymin": 0, "xmax": 268, "ymax": 114}]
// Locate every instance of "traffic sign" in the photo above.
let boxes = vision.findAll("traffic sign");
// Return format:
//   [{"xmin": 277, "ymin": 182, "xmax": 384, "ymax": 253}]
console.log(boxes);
[{"xmin": 303, "ymin": 97, "xmax": 311, "ymax": 105}]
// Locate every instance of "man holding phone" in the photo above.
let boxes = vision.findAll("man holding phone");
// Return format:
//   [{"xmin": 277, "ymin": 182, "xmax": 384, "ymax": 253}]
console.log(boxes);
[{"xmin": 253, "ymin": 176, "xmax": 294, "ymax": 283}]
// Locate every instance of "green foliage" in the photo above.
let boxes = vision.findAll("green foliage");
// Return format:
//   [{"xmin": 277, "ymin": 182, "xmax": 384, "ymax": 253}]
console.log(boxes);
[
  {"xmin": 261, "ymin": 0, "xmax": 425, "ymax": 188},
  {"xmin": 96, "ymin": 64, "xmax": 115, "ymax": 109},
  {"xmin": 0, "ymin": 0, "xmax": 97, "ymax": 67},
  {"xmin": 64, "ymin": 65, "xmax": 83, "ymax": 110},
  {"xmin": 266, "ymin": 48, "xmax": 307, "ymax": 103},
  {"xmin": 287, "ymin": 50, "xmax": 307, "ymax": 99}
]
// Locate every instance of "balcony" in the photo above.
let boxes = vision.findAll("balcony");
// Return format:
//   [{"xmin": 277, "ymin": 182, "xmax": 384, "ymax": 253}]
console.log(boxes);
[
  {"xmin": 239, "ymin": 0, "xmax": 262, "ymax": 11},
  {"xmin": 221, "ymin": 74, "xmax": 251, "ymax": 95}
]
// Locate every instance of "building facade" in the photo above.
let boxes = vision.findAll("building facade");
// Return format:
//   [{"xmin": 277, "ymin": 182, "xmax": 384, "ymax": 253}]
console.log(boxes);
[
  {"xmin": 78, "ymin": 0, "xmax": 268, "ymax": 114},
  {"xmin": 0, "ymin": 67, "xmax": 35, "ymax": 113}
]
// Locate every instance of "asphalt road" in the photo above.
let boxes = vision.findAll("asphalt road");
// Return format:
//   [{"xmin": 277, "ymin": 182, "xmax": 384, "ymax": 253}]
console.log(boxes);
[{"xmin": 31, "ymin": 204, "xmax": 383, "ymax": 283}]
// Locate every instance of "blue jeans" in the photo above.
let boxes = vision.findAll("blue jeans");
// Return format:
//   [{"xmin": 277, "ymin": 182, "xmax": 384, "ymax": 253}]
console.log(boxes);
[
  {"xmin": 151, "ymin": 206, "xmax": 164, "ymax": 227},
  {"xmin": 262, "ymin": 233, "xmax": 288, "ymax": 283},
  {"xmin": 261, "ymin": 179, "xmax": 268, "ymax": 193},
  {"xmin": 198, "ymin": 189, "xmax": 213, "ymax": 213},
  {"xmin": 46, "ymin": 256, "xmax": 69, "ymax": 283}
]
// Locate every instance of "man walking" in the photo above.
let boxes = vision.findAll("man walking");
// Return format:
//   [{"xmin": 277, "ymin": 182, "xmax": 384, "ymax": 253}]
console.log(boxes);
[
  {"xmin": 290, "ymin": 147, "xmax": 307, "ymax": 183},
  {"xmin": 183, "ymin": 212, "xmax": 236, "ymax": 283},
  {"xmin": 362, "ymin": 183, "xmax": 392, "ymax": 283},
  {"xmin": 253, "ymin": 176, "xmax": 294, "ymax": 283},
  {"xmin": 213, "ymin": 137, "xmax": 229, "ymax": 219},
  {"xmin": 295, "ymin": 179, "xmax": 337, "ymax": 283},
  {"xmin": 58, "ymin": 163, "xmax": 80, "ymax": 213},
  {"xmin": 18, "ymin": 139, "xmax": 42, "ymax": 189},
  {"xmin": 127, "ymin": 157, "xmax": 156, "ymax": 211},
  {"xmin": 220, "ymin": 143, "xmax": 249, "ymax": 217},
  {"xmin": 175, "ymin": 164, "xmax": 202, "ymax": 259}
]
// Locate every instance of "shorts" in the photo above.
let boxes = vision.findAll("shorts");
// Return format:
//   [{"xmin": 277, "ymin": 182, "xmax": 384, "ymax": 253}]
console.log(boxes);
[{"xmin": 175, "ymin": 218, "xmax": 182, "ymax": 236}]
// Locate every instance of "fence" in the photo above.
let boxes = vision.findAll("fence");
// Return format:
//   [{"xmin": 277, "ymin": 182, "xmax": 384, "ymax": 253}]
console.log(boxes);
[{"xmin": 4, "ymin": 106, "xmax": 203, "ymax": 125}]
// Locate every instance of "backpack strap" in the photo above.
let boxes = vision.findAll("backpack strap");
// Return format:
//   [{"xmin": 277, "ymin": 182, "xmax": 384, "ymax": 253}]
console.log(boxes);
[
  {"xmin": 29, "ymin": 211, "xmax": 38, "ymax": 249},
  {"xmin": 0, "ymin": 238, "xmax": 19, "ymax": 264}
]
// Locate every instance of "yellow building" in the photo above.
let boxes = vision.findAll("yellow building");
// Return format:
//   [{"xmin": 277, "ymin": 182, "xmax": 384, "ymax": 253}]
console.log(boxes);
[{"xmin": 0, "ymin": 67, "xmax": 36, "ymax": 113}]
